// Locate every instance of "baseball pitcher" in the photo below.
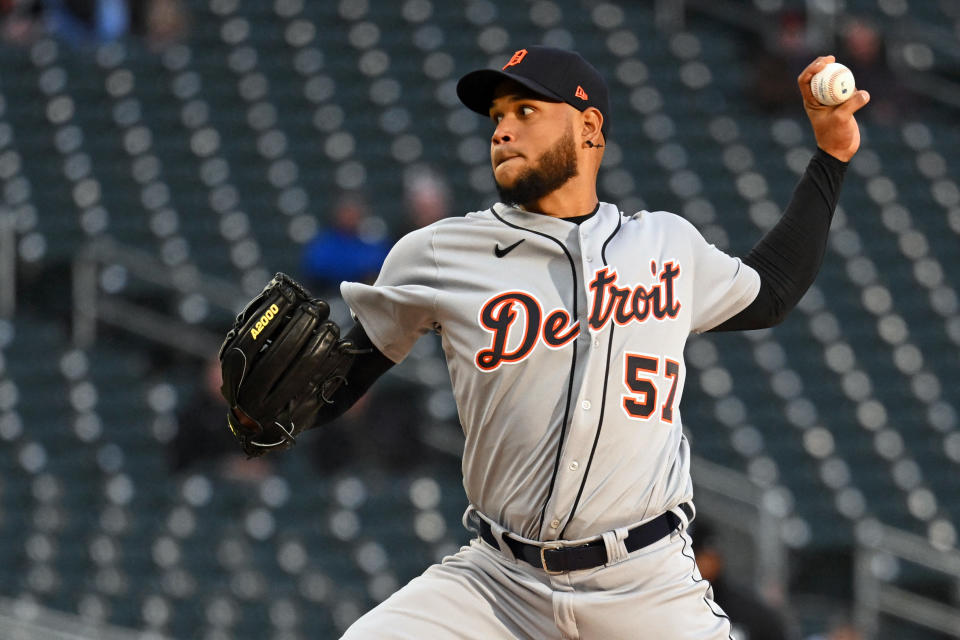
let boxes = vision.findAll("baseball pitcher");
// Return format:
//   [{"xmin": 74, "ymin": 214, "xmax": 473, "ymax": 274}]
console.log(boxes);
[{"xmin": 218, "ymin": 46, "xmax": 868, "ymax": 639}]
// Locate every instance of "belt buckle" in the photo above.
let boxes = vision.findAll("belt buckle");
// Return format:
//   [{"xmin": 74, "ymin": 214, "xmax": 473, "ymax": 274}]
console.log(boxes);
[{"xmin": 539, "ymin": 541, "xmax": 565, "ymax": 575}]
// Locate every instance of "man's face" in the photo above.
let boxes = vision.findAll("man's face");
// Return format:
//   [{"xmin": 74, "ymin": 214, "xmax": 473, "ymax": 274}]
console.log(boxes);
[{"xmin": 488, "ymin": 82, "xmax": 579, "ymax": 208}]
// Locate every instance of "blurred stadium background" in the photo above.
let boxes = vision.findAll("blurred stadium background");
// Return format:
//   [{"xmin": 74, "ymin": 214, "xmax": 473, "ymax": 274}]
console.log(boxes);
[{"xmin": 1, "ymin": 0, "xmax": 959, "ymax": 638}]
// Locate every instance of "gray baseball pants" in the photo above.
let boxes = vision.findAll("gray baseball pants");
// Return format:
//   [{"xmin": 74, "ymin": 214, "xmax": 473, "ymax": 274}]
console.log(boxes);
[{"xmin": 341, "ymin": 522, "xmax": 731, "ymax": 639}]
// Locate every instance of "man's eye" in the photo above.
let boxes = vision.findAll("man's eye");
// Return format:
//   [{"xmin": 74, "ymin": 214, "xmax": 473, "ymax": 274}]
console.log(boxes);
[{"xmin": 521, "ymin": 106, "xmax": 534, "ymax": 116}]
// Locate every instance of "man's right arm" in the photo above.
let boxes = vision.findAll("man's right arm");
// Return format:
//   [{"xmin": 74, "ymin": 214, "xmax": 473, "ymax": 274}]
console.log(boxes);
[
  {"xmin": 317, "ymin": 224, "xmax": 442, "ymax": 426},
  {"xmin": 312, "ymin": 322, "xmax": 395, "ymax": 427}
]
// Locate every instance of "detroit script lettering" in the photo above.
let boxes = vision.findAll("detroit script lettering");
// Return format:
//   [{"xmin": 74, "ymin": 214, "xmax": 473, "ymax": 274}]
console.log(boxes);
[{"xmin": 475, "ymin": 262, "xmax": 682, "ymax": 371}]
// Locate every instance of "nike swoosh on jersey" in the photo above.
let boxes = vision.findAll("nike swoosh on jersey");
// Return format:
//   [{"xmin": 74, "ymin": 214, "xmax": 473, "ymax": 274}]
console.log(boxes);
[{"xmin": 494, "ymin": 239, "xmax": 525, "ymax": 258}]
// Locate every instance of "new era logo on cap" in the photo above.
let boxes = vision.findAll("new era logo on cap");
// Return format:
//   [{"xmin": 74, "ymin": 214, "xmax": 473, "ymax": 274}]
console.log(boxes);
[{"xmin": 456, "ymin": 46, "xmax": 611, "ymax": 136}]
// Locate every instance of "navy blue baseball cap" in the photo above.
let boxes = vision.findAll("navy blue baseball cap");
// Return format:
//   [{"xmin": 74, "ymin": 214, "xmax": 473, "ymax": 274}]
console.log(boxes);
[{"xmin": 457, "ymin": 46, "xmax": 611, "ymax": 136}]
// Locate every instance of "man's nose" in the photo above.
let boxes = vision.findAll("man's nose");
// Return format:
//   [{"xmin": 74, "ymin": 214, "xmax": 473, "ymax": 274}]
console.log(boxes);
[{"xmin": 492, "ymin": 121, "xmax": 514, "ymax": 145}]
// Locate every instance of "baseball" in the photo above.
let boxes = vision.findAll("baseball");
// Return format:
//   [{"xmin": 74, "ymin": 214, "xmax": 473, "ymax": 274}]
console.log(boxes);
[{"xmin": 810, "ymin": 62, "xmax": 856, "ymax": 106}]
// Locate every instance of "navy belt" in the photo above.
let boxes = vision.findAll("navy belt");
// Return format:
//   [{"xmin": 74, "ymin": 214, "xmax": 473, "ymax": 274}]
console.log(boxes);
[{"xmin": 476, "ymin": 503, "xmax": 691, "ymax": 574}]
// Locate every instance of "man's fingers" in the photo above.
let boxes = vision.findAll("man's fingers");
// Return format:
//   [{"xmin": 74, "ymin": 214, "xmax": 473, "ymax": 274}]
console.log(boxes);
[
  {"xmin": 836, "ymin": 89, "xmax": 871, "ymax": 116},
  {"xmin": 797, "ymin": 55, "xmax": 836, "ymax": 104},
  {"xmin": 797, "ymin": 55, "xmax": 836, "ymax": 85}
]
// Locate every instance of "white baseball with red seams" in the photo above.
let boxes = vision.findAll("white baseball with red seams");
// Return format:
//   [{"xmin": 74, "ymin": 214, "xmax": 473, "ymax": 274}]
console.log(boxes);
[{"xmin": 810, "ymin": 62, "xmax": 856, "ymax": 106}]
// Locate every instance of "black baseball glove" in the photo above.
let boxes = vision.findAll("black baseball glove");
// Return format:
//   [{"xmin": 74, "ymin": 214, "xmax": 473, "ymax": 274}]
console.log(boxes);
[{"xmin": 218, "ymin": 273, "xmax": 359, "ymax": 457}]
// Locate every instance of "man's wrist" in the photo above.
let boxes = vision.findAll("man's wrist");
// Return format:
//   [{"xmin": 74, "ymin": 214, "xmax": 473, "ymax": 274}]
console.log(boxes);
[{"xmin": 815, "ymin": 146, "xmax": 849, "ymax": 171}]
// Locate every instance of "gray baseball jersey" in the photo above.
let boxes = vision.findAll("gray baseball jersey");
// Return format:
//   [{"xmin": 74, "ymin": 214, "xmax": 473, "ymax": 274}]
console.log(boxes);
[{"xmin": 341, "ymin": 202, "xmax": 759, "ymax": 542}]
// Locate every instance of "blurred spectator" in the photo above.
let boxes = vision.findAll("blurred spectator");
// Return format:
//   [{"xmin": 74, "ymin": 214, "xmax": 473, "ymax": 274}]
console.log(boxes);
[
  {"xmin": 169, "ymin": 358, "xmax": 431, "ymax": 478},
  {"xmin": 299, "ymin": 183, "xmax": 444, "ymax": 474},
  {"xmin": 1, "ymin": 0, "xmax": 187, "ymax": 48},
  {"xmin": 804, "ymin": 615, "xmax": 863, "ymax": 640},
  {"xmin": 691, "ymin": 520, "xmax": 792, "ymax": 640},
  {"xmin": 837, "ymin": 17, "xmax": 900, "ymax": 125},
  {"xmin": 399, "ymin": 164, "xmax": 452, "ymax": 237},
  {"xmin": 169, "ymin": 356, "xmax": 272, "ymax": 482},
  {"xmin": 301, "ymin": 171, "xmax": 452, "ymax": 473},
  {"xmin": 128, "ymin": 0, "xmax": 188, "ymax": 50},
  {"xmin": 300, "ymin": 193, "xmax": 391, "ymax": 297},
  {"xmin": 745, "ymin": 10, "xmax": 813, "ymax": 114},
  {"xmin": 2, "ymin": 0, "xmax": 45, "ymax": 45},
  {"xmin": 43, "ymin": 0, "xmax": 129, "ymax": 48}
]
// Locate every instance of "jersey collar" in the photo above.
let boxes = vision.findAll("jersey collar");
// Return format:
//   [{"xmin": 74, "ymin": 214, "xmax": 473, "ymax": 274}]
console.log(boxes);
[{"xmin": 491, "ymin": 202, "xmax": 619, "ymax": 238}]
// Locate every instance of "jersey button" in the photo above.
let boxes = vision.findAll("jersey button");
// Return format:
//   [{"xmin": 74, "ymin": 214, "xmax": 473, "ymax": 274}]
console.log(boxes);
[
  {"xmin": 550, "ymin": 519, "xmax": 560, "ymax": 529},
  {"xmin": 581, "ymin": 400, "xmax": 591, "ymax": 410},
  {"xmin": 586, "ymin": 256, "xmax": 593, "ymax": 262},
  {"xmin": 569, "ymin": 461, "xmax": 579, "ymax": 471}
]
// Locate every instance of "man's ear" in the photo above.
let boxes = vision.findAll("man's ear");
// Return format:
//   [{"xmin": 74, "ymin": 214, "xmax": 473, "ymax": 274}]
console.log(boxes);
[{"xmin": 581, "ymin": 107, "xmax": 604, "ymax": 146}]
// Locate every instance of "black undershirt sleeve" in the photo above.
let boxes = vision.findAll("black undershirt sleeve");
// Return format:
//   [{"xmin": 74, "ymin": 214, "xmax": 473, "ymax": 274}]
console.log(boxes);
[
  {"xmin": 710, "ymin": 148, "xmax": 847, "ymax": 332},
  {"xmin": 311, "ymin": 322, "xmax": 395, "ymax": 428}
]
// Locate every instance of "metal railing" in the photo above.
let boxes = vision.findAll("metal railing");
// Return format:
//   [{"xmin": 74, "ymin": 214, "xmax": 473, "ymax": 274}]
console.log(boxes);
[
  {"xmin": 854, "ymin": 520, "xmax": 960, "ymax": 638},
  {"xmin": 690, "ymin": 455, "xmax": 788, "ymax": 605},
  {"xmin": 0, "ymin": 210, "xmax": 15, "ymax": 319},
  {"xmin": 72, "ymin": 237, "xmax": 248, "ymax": 358}
]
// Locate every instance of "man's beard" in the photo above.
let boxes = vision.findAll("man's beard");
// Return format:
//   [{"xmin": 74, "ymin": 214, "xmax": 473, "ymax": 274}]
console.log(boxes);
[{"xmin": 495, "ymin": 128, "xmax": 578, "ymax": 209}]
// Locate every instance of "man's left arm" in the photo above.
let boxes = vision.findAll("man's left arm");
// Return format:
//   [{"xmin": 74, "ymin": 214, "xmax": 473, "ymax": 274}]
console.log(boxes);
[{"xmin": 711, "ymin": 55, "xmax": 869, "ymax": 332}]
